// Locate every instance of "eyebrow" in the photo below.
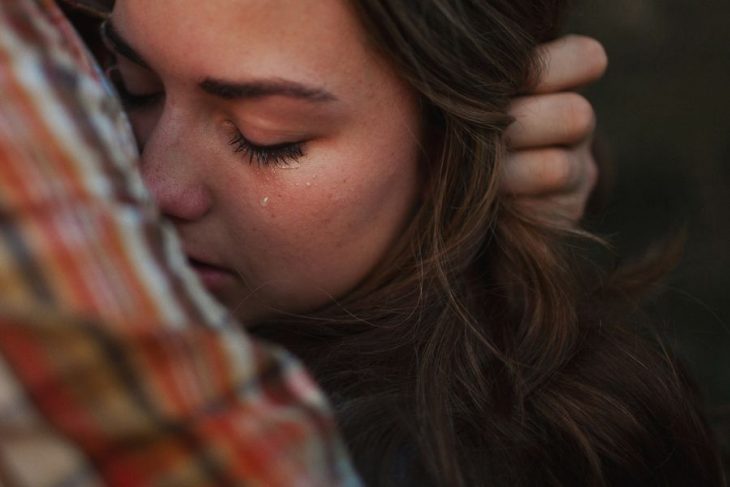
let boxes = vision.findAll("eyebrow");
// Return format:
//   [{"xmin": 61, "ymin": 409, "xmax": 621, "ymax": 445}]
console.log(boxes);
[
  {"xmin": 199, "ymin": 78, "xmax": 337, "ymax": 103},
  {"xmin": 101, "ymin": 20, "xmax": 337, "ymax": 104}
]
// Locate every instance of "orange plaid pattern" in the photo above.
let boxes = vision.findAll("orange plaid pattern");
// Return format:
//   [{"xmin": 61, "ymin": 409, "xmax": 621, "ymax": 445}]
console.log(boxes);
[{"xmin": 0, "ymin": 1, "xmax": 359, "ymax": 485}]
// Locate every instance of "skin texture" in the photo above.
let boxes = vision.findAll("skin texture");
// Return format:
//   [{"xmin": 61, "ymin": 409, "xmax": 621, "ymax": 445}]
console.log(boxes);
[
  {"xmin": 111, "ymin": 0, "xmax": 423, "ymax": 322},
  {"xmin": 110, "ymin": 0, "xmax": 606, "ymax": 322}
]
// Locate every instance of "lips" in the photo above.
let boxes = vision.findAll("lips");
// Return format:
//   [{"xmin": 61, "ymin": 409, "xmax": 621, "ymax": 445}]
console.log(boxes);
[{"xmin": 187, "ymin": 256, "xmax": 236, "ymax": 291}]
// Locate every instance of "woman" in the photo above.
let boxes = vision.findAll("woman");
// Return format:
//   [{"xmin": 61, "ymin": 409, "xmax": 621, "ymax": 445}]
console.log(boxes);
[{"xmin": 103, "ymin": 0, "xmax": 724, "ymax": 485}]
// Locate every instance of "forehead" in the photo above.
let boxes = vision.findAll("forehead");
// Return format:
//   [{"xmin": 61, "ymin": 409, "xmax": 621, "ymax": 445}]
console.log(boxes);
[{"xmin": 111, "ymin": 0, "xmax": 376, "ymax": 87}]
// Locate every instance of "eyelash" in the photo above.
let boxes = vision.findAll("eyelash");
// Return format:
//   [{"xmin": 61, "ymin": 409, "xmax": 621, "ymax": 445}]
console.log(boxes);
[{"xmin": 228, "ymin": 132, "xmax": 305, "ymax": 167}]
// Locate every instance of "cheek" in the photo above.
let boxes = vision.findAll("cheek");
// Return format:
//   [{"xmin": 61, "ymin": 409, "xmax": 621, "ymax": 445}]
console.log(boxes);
[{"xmin": 225, "ymin": 138, "xmax": 421, "ymax": 311}]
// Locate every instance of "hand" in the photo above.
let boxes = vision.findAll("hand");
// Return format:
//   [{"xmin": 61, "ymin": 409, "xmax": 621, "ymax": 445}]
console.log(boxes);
[{"xmin": 502, "ymin": 35, "xmax": 608, "ymax": 224}]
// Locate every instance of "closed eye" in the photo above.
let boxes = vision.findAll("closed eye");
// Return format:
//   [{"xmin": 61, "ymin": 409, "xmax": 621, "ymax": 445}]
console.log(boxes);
[{"xmin": 228, "ymin": 131, "xmax": 305, "ymax": 168}]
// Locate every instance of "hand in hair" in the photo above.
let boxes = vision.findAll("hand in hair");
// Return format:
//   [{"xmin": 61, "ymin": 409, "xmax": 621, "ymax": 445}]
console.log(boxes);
[{"xmin": 502, "ymin": 35, "xmax": 608, "ymax": 224}]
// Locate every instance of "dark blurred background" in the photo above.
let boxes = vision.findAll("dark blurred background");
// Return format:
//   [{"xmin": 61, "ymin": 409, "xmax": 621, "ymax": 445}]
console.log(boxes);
[{"xmin": 569, "ymin": 0, "xmax": 730, "ymax": 470}]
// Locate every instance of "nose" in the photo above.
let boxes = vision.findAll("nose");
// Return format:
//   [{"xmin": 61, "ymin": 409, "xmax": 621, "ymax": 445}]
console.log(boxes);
[{"xmin": 138, "ymin": 111, "xmax": 213, "ymax": 223}]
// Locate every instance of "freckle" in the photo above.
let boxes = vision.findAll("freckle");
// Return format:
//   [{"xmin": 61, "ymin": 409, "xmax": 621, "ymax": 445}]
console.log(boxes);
[{"xmin": 260, "ymin": 196, "xmax": 270, "ymax": 207}]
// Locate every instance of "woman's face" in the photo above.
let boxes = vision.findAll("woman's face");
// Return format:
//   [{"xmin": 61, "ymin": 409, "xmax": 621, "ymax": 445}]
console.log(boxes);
[{"xmin": 110, "ymin": 0, "xmax": 422, "ymax": 322}]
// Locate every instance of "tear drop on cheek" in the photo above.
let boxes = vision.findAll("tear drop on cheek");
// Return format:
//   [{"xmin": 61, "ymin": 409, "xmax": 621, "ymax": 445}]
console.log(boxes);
[
  {"xmin": 260, "ymin": 196, "xmax": 270, "ymax": 207},
  {"xmin": 279, "ymin": 160, "xmax": 302, "ymax": 170}
]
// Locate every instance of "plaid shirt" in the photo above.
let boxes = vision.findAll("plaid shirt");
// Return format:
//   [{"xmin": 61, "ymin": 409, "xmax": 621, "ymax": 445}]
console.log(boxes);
[{"xmin": 0, "ymin": 1, "xmax": 360, "ymax": 485}]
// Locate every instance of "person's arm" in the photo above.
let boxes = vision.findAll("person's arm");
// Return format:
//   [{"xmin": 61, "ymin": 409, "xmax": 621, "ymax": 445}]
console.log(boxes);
[
  {"xmin": 0, "ymin": 2, "xmax": 358, "ymax": 486},
  {"xmin": 503, "ymin": 35, "xmax": 608, "ymax": 224}
]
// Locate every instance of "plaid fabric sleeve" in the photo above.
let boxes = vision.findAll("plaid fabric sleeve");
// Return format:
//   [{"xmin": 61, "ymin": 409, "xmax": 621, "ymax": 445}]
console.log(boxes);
[{"xmin": 0, "ymin": 1, "xmax": 360, "ymax": 486}]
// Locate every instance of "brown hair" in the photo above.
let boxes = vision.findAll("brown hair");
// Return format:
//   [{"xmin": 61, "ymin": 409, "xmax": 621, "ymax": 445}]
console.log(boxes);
[{"xmin": 253, "ymin": 1, "xmax": 725, "ymax": 485}]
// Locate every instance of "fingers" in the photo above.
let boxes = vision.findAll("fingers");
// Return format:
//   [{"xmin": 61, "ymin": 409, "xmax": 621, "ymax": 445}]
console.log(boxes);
[
  {"xmin": 500, "ymin": 35, "xmax": 606, "ymax": 224},
  {"xmin": 503, "ymin": 143, "xmax": 598, "ymax": 223},
  {"xmin": 502, "ymin": 141, "xmax": 598, "ymax": 198},
  {"xmin": 511, "ymin": 192, "xmax": 589, "ymax": 225},
  {"xmin": 505, "ymin": 92, "xmax": 596, "ymax": 149},
  {"xmin": 533, "ymin": 35, "xmax": 608, "ymax": 94}
]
